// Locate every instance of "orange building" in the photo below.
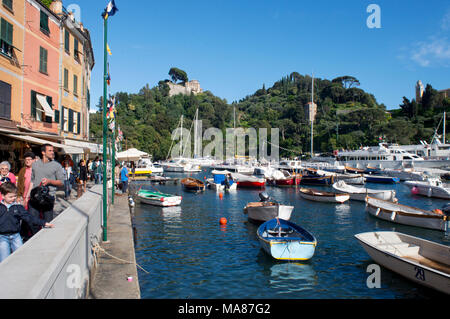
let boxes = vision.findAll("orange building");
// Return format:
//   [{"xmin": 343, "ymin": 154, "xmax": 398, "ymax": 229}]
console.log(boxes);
[
  {"xmin": 21, "ymin": 0, "xmax": 60, "ymax": 134},
  {"xmin": 0, "ymin": 0, "xmax": 95, "ymax": 171},
  {"xmin": 0, "ymin": 0, "xmax": 25, "ymax": 130},
  {"xmin": 50, "ymin": 0, "xmax": 94, "ymax": 141}
]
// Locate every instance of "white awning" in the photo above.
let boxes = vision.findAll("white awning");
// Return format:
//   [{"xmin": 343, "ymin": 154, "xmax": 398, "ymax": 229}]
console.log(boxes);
[
  {"xmin": 64, "ymin": 139, "xmax": 103, "ymax": 154},
  {"xmin": 36, "ymin": 94, "xmax": 54, "ymax": 118},
  {"xmin": 7, "ymin": 134, "xmax": 83, "ymax": 154}
]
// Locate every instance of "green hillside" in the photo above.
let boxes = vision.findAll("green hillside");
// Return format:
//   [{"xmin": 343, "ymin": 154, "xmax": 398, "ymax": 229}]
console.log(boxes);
[{"xmin": 89, "ymin": 72, "xmax": 450, "ymax": 160}]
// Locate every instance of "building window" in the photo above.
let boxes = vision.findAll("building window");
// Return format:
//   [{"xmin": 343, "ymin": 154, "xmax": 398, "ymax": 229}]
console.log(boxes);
[
  {"xmin": 74, "ymin": 38, "xmax": 80, "ymax": 62},
  {"xmin": 0, "ymin": 18, "xmax": 13, "ymax": 58},
  {"xmin": 64, "ymin": 68, "xmax": 69, "ymax": 91},
  {"xmin": 31, "ymin": 90, "xmax": 53, "ymax": 123},
  {"xmin": 68, "ymin": 108, "xmax": 73, "ymax": 132},
  {"xmin": 73, "ymin": 111, "xmax": 78, "ymax": 134},
  {"xmin": 73, "ymin": 74, "xmax": 78, "ymax": 96},
  {"xmin": 0, "ymin": 80, "xmax": 11, "ymax": 120},
  {"xmin": 39, "ymin": 46, "xmax": 48, "ymax": 74},
  {"xmin": 64, "ymin": 30, "xmax": 70, "ymax": 54},
  {"xmin": 63, "ymin": 107, "xmax": 68, "ymax": 131},
  {"xmin": 2, "ymin": 0, "xmax": 13, "ymax": 12},
  {"xmin": 40, "ymin": 10, "xmax": 50, "ymax": 35}
]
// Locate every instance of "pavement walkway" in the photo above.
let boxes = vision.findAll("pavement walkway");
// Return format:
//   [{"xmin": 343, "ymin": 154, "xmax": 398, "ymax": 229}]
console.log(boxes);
[{"xmin": 87, "ymin": 190, "xmax": 141, "ymax": 299}]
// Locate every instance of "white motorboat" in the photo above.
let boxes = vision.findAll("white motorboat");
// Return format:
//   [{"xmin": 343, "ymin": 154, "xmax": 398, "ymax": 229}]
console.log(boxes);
[
  {"xmin": 243, "ymin": 193, "xmax": 293, "ymax": 222},
  {"xmin": 404, "ymin": 178, "xmax": 450, "ymax": 199},
  {"xmin": 381, "ymin": 168, "xmax": 426, "ymax": 181},
  {"xmin": 332, "ymin": 173, "xmax": 366, "ymax": 185},
  {"xmin": 365, "ymin": 197, "xmax": 449, "ymax": 231},
  {"xmin": 355, "ymin": 231, "xmax": 450, "ymax": 295},
  {"xmin": 207, "ymin": 170, "xmax": 237, "ymax": 191},
  {"xmin": 332, "ymin": 181, "xmax": 396, "ymax": 202},
  {"xmin": 132, "ymin": 157, "xmax": 163, "ymax": 175}
]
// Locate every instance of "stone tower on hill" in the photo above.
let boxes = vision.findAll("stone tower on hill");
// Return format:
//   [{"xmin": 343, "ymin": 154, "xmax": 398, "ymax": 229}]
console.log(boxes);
[
  {"xmin": 416, "ymin": 80, "xmax": 424, "ymax": 103},
  {"xmin": 167, "ymin": 80, "xmax": 203, "ymax": 97}
]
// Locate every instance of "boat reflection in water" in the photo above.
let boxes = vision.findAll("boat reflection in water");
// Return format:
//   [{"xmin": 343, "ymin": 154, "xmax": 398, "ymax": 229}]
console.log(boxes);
[{"xmin": 269, "ymin": 262, "xmax": 317, "ymax": 294}]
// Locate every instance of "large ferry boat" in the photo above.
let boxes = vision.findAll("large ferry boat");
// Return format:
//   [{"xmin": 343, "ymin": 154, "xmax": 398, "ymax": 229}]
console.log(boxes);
[{"xmin": 312, "ymin": 143, "xmax": 449, "ymax": 169}]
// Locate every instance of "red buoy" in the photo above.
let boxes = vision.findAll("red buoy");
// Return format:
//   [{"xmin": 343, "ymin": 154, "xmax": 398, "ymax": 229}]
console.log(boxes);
[
  {"xmin": 220, "ymin": 217, "xmax": 227, "ymax": 225},
  {"xmin": 219, "ymin": 192, "xmax": 223, "ymax": 200}
]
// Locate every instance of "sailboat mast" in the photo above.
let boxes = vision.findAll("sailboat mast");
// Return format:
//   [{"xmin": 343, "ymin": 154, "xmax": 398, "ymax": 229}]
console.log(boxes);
[
  {"xmin": 311, "ymin": 74, "xmax": 314, "ymax": 157},
  {"xmin": 194, "ymin": 108, "xmax": 199, "ymax": 158},
  {"xmin": 444, "ymin": 112, "xmax": 446, "ymax": 144},
  {"xmin": 180, "ymin": 115, "xmax": 183, "ymax": 157}
]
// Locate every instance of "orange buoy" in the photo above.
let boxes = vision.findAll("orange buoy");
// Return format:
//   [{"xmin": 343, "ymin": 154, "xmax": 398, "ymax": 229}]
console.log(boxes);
[
  {"xmin": 220, "ymin": 217, "xmax": 227, "ymax": 225},
  {"xmin": 433, "ymin": 209, "xmax": 444, "ymax": 215},
  {"xmin": 219, "ymin": 192, "xmax": 224, "ymax": 200}
]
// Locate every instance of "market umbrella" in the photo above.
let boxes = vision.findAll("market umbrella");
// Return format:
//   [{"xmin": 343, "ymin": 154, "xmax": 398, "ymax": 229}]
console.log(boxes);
[{"xmin": 116, "ymin": 148, "xmax": 149, "ymax": 162}]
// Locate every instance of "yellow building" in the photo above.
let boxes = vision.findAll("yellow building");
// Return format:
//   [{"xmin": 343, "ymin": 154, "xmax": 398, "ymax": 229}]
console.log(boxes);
[
  {"xmin": 0, "ymin": 0, "xmax": 24, "ymax": 130},
  {"xmin": 50, "ymin": 0, "xmax": 94, "ymax": 142}
]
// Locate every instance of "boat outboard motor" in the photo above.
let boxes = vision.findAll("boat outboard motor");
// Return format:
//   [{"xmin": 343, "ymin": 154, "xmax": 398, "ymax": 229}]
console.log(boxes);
[
  {"xmin": 259, "ymin": 192, "xmax": 270, "ymax": 202},
  {"xmin": 442, "ymin": 204, "xmax": 450, "ymax": 237}
]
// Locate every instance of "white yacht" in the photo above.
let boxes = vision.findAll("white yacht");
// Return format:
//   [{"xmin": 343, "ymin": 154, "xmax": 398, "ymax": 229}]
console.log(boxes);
[{"xmin": 134, "ymin": 157, "xmax": 163, "ymax": 175}]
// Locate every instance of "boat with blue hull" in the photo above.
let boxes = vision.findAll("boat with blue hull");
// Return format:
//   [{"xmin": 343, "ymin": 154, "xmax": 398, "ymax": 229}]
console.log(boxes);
[
  {"xmin": 257, "ymin": 218, "xmax": 317, "ymax": 261},
  {"xmin": 364, "ymin": 175, "xmax": 400, "ymax": 184}
]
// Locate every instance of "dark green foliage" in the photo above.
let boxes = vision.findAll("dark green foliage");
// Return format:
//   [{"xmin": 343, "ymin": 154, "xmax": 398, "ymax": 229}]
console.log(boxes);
[
  {"xmin": 89, "ymin": 73, "xmax": 447, "ymax": 160},
  {"xmin": 169, "ymin": 67, "xmax": 188, "ymax": 84}
]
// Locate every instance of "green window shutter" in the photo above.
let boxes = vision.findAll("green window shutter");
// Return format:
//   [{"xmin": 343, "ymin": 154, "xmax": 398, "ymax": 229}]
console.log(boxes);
[
  {"xmin": 77, "ymin": 112, "xmax": 81, "ymax": 134},
  {"xmin": 64, "ymin": 69, "xmax": 69, "ymax": 90},
  {"xmin": 0, "ymin": 80, "xmax": 11, "ymax": 119},
  {"xmin": 54, "ymin": 109, "xmax": 60, "ymax": 123},
  {"xmin": 64, "ymin": 30, "xmax": 70, "ymax": 53},
  {"xmin": 73, "ymin": 75, "xmax": 78, "ymax": 95},
  {"xmin": 1, "ymin": 18, "xmax": 13, "ymax": 45},
  {"xmin": 3, "ymin": 0, "xmax": 13, "ymax": 11},
  {"xmin": 60, "ymin": 106, "xmax": 65, "ymax": 127},
  {"xmin": 31, "ymin": 90, "xmax": 37, "ymax": 119},
  {"xmin": 45, "ymin": 95, "xmax": 52, "ymax": 123},
  {"xmin": 39, "ymin": 47, "xmax": 47, "ymax": 73},
  {"xmin": 74, "ymin": 38, "xmax": 78, "ymax": 59},
  {"xmin": 68, "ymin": 109, "xmax": 73, "ymax": 132},
  {"xmin": 40, "ymin": 11, "xmax": 49, "ymax": 33}
]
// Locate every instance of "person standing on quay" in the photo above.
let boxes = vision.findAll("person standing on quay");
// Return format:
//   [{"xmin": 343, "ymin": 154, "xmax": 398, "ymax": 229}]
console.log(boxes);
[
  {"xmin": 78, "ymin": 159, "xmax": 88, "ymax": 197},
  {"xmin": 0, "ymin": 161, "xmax": 17, "ymax": 202},
  {"xmin": 0, "ymin": 182, "xmax": 54, "ymax": 263},
  {"xmin": 120, "ymin": 164, "xmax": 129, "ymax": 194},
  {"xmin": 17, "ymin": 152, "xmax": 35, "ymax": 209},
  {"xmin": 26, "ymin": 144, "xmax": 65, "ymax": 229}
]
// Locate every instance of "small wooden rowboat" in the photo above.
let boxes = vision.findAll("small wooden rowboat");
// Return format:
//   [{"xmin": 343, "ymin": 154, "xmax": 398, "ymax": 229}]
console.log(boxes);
[
  {"xmin": 299, "ymin": 188, "xmax": 350, "ymax": 203},
  {"xmin": 257, "ymin": 218, "xmax": 317, "ymax": 261},
  {"xmin": 365, "ymin": 197, "xmax": 450, "ymax": 231},
  {"xmin": 244, "ymin": 202, "xmax": 294, "ymax": 222},
  {"xmin": 137, "ymin": 189, "xmax": 182, "ymax": 207},
  {"xmin": 181, "ymin": 178, "xmax": 205, "ymax": 192},
  {"xmin": 332, "ymin": 181, "xmax": 397, "ymax": 202},
  {"xmin": 355, "ymin": 231, "xmax": 450, "ymax": 295}
]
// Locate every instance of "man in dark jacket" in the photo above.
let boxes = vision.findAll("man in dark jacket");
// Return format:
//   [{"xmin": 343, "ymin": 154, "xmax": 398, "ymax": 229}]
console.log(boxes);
[{"xmin": 0, "ymin": 182, "xmax": 54, "ymax": 262}]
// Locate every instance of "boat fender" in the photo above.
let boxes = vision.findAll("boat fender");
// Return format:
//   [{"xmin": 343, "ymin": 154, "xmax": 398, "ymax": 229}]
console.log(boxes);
[
  {"xmin": 391, "ymin": 212, "xmax": 396, "ymax": 221},
  {"xmin": 427, "ymin": 187, "xmax": 432, "ymax": 198},
  {"xmin": 375, "ymin": 208, "xmax": 381, "ymax": 216},
  {"xmin": 411, "ymin": 186, "xmax": 420, "ymax": 195}
]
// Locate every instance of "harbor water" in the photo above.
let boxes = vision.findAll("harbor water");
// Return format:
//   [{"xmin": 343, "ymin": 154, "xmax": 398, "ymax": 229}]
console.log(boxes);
[{"xmin": 132, "ymin": 169, "xmax": 449, "ymax": 299}]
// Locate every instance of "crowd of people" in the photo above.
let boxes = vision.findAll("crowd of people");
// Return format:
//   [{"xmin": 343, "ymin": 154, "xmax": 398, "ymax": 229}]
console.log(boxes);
[{"xmin": 0, "ymin": 144, "xmax": 109, "ymax": 263}]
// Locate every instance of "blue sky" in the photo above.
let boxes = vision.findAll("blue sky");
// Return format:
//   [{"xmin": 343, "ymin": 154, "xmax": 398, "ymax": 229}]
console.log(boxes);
[{"xmin": 70, "ymin": 0, "xmax": 449, "ymax": 111}]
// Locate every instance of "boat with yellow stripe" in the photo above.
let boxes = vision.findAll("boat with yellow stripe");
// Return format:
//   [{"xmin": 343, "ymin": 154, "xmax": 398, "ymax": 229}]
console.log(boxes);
[{"xmin": 257, "ymin": 218, "xmax": 317, "ymax": 261}]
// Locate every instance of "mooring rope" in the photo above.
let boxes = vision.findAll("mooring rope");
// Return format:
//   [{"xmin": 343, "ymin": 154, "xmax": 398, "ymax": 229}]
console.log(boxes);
[{"xmin": 92, "ymin": 242, "xmax": 150, "ymax": 274}]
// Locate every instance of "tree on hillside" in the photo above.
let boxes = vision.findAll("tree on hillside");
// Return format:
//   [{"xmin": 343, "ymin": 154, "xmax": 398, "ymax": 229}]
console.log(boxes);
[
  {"xmin": 169, "ymin": 67, "xmax": 188, "ymax": 84},
  {"xmin": 332, "ymin": 76, "xmax": 360, "ymax": 89}
]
